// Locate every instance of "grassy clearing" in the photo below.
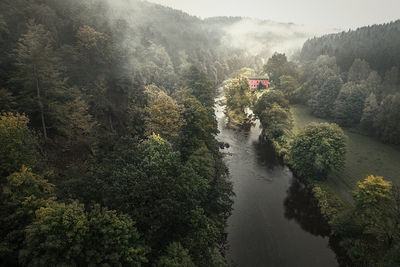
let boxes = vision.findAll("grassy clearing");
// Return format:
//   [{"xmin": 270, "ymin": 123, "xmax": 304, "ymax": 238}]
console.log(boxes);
[{"xmin": 291, "ymin": 104, "xmax": 400, "ymax": 194}]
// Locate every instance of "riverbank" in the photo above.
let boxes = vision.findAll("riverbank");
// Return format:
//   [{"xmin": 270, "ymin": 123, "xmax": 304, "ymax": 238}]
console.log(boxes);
[
  {"xmin": 216, "ymin": 89, "xmax": 339, "ymax": 267},
  {"xmin": 291, "ymin": 104, "xmax": 400, "ymax": 190}
]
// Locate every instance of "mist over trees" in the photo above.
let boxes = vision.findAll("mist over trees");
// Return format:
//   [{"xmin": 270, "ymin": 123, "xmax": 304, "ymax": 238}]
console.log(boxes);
[
  {"xmin": 1, "ymin": 0, "xmax": 400, "ymax": 265},
  {"xmin": 300, "ymin": 20, "xmax": 400, "ymax": 74},
  {"xmin": 277, "ymin": 22, "xmax": 400, "ymax": 144},
  {"xmin": 0, "ymin": 0, "xmax": 244, "ymax": 265}
]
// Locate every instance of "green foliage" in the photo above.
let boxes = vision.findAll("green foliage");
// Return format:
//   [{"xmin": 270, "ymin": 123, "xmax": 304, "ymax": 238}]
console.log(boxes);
[
  {"xmin": 299, "ymin": 57, "xmax": 340, "ymax": 104},
  {"xmin": 254, "ymin": 90, "xmax": 289, "ymax": 116},
  {"xmin": 360, "ymin": 93, "xmax": 379, "ymax": 133},
  {"xmin": 0, "ymin": 88, "xmax": 15, "ymax": 112},
  {"xmin": 0, "ymin": 113, "xmax": 37, "ymax": 177},
  {"xmin": 1, "ymin": 166, "xmax": 54, "ymax": 265},
  {"xmin": 382, "ymin": 66, "xmax": 399, "ymax": 96},
  {"xmin": 13, "ymin": 20, "xmax": 62, "ymax": 140},
  {"xmin": 20, "ymin": 201, "xmax": 88, "ymax": 266},
  {"xmin": 178, "ymin": 97, "xmax": 218, "ymax": 157},
  {"xmin": 0, "ymin": 1, "xmax": 236, "ymax": 265},
  {"xmin": 347, "ymin": 59, "xmax": 371, "ymax": 82},
  {"xmin": 184, "ymin": 66, "xmax": 216, "ymax": 107},
  {"xmin": 353, "ymin": 175, "xmax": 392, "ymax": 211},
  {"xmin": 331, "ymin": 176, "xmax": 400, "ymax": 266},
  {"xmin": 156, "ymin": 242, "xmax": 195, "ymax": 267},
  {"xmin": 93, "ymin": 134, "xmax": 208, "ymax": 245},
  {"xmin": 276, "ymin": 75, "xmax": 300, "ymax": 100},
  {"xmin": 300, "ymin": 21, "xmax": 400, "ymax": 74},
  {"xmin": 374, "ymin": 93, "xmax": 400, "ymax": 144},
  {"xmin": 332, "ymin": 82, "xmax": 369, "ymax": 126},
  {"xmin": 85, "ymin": 205, "xmax": 148, "ymax": 266},
  {"xmin": 290, "ymin": 123, "xmax": 346, "ymax": 180},
  {"xmin": 312, "ymin": 184, "xmax": 345, "ymax": 222},
  {"xmin": 224, "ymin": 75, "xmax": 252, "ymax": 127},
  {"xmin": 254, "ymin": 90, "xmax": 293, "ymax": 157},
  {"xmin": 258, "ymin": 103, "xmax": 293, "ymax": 140},
  {"xmin": 263, "ymin": 52, "xmax": 299, "ymax": 86},
  {"xmin": 20, "ymin": 201, "xmax": 148, "ymax": 267},
  {"xmin": 145, "ymin": 89, "xmax": 185, "ymax": 141},
  {"xmin": 309, "ymin": 74, "xmax": 343, "ymax": 118}
]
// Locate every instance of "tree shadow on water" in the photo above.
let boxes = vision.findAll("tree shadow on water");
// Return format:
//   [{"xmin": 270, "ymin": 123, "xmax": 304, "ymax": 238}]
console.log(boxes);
[
  {"xmin": 283, "ymin": 179, "xmax": 354, "ymax": 266},
  {"xmin": 283, "ymin": 179, "xmax": 331, "ymax": 237},
  {"xmin": 252, "ymin": 135, "xmax": 282, "ymax": 169}
]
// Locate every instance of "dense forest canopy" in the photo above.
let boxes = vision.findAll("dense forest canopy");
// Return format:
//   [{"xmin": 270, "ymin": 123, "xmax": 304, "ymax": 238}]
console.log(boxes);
[
  {"xmin": 300, "ymin": 20, "xmax": 400, "ymax": 75},
  {"xmin": 1, "ymin": 0, "xmax": 400, "ymax": 266},
  {"xmin": 0, "ymin": 0, "xmax": 249, "ymax": 265}
]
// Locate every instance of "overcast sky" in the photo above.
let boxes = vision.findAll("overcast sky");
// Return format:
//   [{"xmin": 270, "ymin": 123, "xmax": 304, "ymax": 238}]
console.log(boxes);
[{"xmin": 146, "ymin": 0, "xmax": 400, "ymax": 29}]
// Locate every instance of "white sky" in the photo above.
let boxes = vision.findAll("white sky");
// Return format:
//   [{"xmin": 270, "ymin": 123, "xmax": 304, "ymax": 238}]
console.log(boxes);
[{"xmin": 146, "ymin": 0, "xmax": 400, "ymax": 29}]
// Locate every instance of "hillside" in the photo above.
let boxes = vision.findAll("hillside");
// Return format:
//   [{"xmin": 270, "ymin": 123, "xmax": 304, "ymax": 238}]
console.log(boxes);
[{"xmin": 300, "ymin": 20, "xmax": 400, "ymax": 74}]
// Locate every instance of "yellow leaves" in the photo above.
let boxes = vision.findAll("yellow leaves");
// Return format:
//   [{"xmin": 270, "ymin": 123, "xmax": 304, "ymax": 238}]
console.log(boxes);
[
  {"xmin": 354, "ymin": 175, "xmax": 392, "ymax": 208},
  {"xmin": 145, "ymin": 90, "xmax": 185, "ymax": 140}
]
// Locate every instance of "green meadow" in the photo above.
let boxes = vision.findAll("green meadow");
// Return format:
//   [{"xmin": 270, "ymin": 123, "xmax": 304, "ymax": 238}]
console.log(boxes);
[{"xmin": 291, "ymin": 104, "xmax": 400, "ymax": 197}]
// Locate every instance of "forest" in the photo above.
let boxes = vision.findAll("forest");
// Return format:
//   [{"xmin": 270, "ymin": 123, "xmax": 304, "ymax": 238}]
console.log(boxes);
[
  {"xmin": 0, "ymin": 0, "xmax": 244, "ymax": 265},
  {"xmin": 1, "ymin": 0, "xmax": 400, "ymax": 266},
  {"xmin": 248, "ymin": 21, "xmax": 400, "ymax": 266}
]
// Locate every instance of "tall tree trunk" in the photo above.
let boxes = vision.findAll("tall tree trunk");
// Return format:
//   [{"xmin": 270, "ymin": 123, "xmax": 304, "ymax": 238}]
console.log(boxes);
[{"xmin": 34, "ymin": 64, "xmax": 47, "ymax": 140}]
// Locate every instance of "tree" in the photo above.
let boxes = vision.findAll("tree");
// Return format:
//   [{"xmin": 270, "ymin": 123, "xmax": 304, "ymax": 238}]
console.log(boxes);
[
  {"xmin": 156, "ymin": 242, "xmax": 195, "ymax": 267},
  {"xmin": 258, "ymin": 103, "xmax": 293, "ymax": 140},
  {"xmin": 224, "ymin": 76, "xmax": 252, "ymax": 127},
  {"xmin": 290, "ymin": 123, "xmax": 346, "ymax": 180},
  {"xmin": 309, "ymin": 74, "xmax": 343, "ymax": 118},
  {"xmin": 0, "ymin": 88, "xmax": 15, "ymax": 112},
  {"xmin": 0, "ymin": 113, "xmax": 37, "ymax": 177},
  {"xmin": 360, "ymin": 93, "xmax": 379, "ymax": 133},
  {"xmin": 224, "ymin": 75, "xmax": 252, "ymax": 126},
  {"xmin": 145, "ymin": 89, "xmax": 185, "ymax": 141},
  {"xmin": 382, "ymin": 66, "xmax": 399, "ymax": 96},
  {"xmin": 333, "ymin": 82, "xmax": 368, "ymax": 126},
  {"xmin": 85, "ymin": 205, "xmax": 148, "ymax": 266},
  {"xmin": 75, "ymin": 25, "xmax": 112, "ymax": 80},
  {"xmin": 347, "ymin": 58, "xmax": 371, "ymax": 82},
  {"xmin": 277, "ymin": 75, "xmax": 300, "ymax": 99},
  {"xmin": 332, "ymin": 176, "xmax": 400, "ymax": 266},
  {"xmin": 300, "ymin": 59, "xmax": 340, "ymax": 104},
  {"xmin": 184, "ymin": 66, "xmax": 215, "ymax": 107},
  {"xmin": 254, "ymin": 90, "xmax": 289, "ymax": 116},
  {"xmin": 373, "ymin": 93, "xmax": 400, "ymax": 144},
  {"xmin": 20, "ymin": 201, "xmax": 88, "ymax": 266},
  {"xmin": 263, "ymin": 52, "xmax": 298, "ymax": 86},
  {"xmin": 93, "ymin": 135, "xmax": 209, "ymax": 247},
  {"xmin": 1, "ymin": 166, "xmax": 54, "ymax": 266},
  {"xmin": 13, "ymin": 21, "xmax": 63, "ymax": 140},
  {"xmin": 20, "ymin": 201, "xmax": 148, "ymax": 266},
  {"xmin": 178, "ymin": 97, "xmax": 218, "ymax": 157}
]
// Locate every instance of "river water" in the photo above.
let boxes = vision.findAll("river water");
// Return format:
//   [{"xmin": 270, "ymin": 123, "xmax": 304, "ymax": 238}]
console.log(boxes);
[{"xmin": 216, "ymin": 90, "xmax": 339, "ymax": 267}]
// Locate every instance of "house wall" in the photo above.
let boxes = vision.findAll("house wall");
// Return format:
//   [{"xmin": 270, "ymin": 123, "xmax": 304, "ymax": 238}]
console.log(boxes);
[{"xmin": 249, "ymin": 79, "xmax": 269, "ymax": 90}]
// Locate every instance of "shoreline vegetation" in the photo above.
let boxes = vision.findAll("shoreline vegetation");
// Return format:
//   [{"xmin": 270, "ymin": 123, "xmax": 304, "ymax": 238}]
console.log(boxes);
[{"xmin": 254, "ymin": 50, "xmax": 400, "ymax": 266}]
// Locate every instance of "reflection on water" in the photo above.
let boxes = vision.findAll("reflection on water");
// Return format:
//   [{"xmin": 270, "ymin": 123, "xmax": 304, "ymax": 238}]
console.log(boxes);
[
  {"xmin": 216, "ymin": 89, "xmax": 339, "ymax": 267},
  {"xmin": 284, "ymin": 179, "xmax": 331, "ymax": 237}
]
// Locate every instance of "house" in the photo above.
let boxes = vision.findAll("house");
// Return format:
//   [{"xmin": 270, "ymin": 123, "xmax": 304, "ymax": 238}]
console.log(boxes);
[{"xmin": 248, "ymin": 76, "xmax": 269, "ymax": 90}]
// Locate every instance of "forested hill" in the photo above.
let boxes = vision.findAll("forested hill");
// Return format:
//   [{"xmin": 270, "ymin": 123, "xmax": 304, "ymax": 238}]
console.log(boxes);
[
  {"xmin": 1, "ymin": 0, "xmax": 239, "ymax": 265},
  {"xmin": 0, "ymin": 0, "xmax": 239, "ymax": 90},
  {"xmin": 300, "ymin": 20, "xmax": 400, "ymax": 74}
]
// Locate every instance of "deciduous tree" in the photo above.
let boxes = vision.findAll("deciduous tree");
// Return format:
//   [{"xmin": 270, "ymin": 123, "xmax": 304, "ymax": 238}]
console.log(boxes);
[{"xmin": 290, "ymin": 123, "xmax": 346, "ymax": 180}]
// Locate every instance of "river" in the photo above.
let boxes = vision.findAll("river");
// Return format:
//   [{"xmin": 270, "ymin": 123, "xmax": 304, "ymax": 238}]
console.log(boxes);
[{"xmin": 215, "ymin": 90, "xmax": 339, "ymax": 267}]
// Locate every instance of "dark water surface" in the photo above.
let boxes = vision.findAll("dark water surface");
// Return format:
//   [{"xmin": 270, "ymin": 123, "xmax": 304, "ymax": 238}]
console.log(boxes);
[{"xmin": 216, "ymin": 92, "xmax": 338, "ymax": 267}]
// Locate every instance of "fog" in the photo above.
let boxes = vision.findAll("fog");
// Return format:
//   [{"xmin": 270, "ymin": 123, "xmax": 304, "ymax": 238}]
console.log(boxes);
[
  {"xmin": 215, "ymin": 17, "xmax": 338, "ymax": 60},
  {"xmin": 95, "ymin": 0, "xmax": 338, "ymax": 73},
  {"xmin": 146, "ymin": 0, "xmax": 400, "ymax": 29}
]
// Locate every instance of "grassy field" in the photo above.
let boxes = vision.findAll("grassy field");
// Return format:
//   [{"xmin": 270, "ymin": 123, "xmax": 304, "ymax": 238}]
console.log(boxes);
[{"xmin": 291, "ymin": 104, "xmax": 400, "ymax": 197}]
